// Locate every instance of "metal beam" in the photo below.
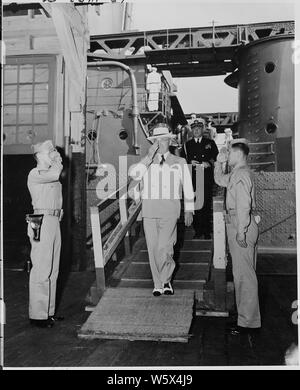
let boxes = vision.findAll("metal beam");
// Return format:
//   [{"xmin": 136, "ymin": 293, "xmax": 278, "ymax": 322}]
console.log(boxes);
[{"xmin": 89, "ymin": 21, "xmax": 294, "ymax": 77}]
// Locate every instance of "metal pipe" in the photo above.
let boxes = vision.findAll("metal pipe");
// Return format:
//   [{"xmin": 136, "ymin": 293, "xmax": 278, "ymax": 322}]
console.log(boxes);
[{"xmin": 88, "ymin": 61, "xmax": 140, "ymax": 154}]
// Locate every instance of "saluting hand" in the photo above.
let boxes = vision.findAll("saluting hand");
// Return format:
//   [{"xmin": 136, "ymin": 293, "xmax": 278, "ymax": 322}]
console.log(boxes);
[
  {"xmin": 191, "ymin": 159, "xmax": 200, "ymax": 167},
  {"xmin": 236, "ymin": 232, "xmax": 247, "ymax": 248},
  {"xmin": 217, "ymin": 148, "xmax": 228, "ymax": 164},
  {"xmin": 201, "ymin": 162, "xmax": 211, "ymax": 169}
]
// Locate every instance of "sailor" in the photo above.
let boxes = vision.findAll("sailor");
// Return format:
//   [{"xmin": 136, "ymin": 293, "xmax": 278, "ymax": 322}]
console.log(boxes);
[
  {"xmin": 224, "ymin": 128, "xmax": 233, "ymax": 148},
  {"xmin": 183, "ymin": 119, "xmax": 219, "ymax": 239},
  {"xmin": 214, "ymin": 138, "xmax": 261, "ymax": 334},
  {"xmin": 27, "ymin": 140, "xmax": 64, "ymax": 328},
  {"xmin": 129, "ymin": 123, "xmax": 194, "ymax": 296},
  {"xmin": 207, "ymin": 116, "xmax": 217, "ymax": 141},
  {"xmin": 146, "ymin": 66, "xmax": 162, "ymax": 111}
]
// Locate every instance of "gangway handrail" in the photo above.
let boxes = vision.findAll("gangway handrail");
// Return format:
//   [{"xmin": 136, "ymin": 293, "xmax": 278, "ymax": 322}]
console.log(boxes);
[{"xmin": 89, "ymin": 180, "xmax": 142, "ymax": 305}]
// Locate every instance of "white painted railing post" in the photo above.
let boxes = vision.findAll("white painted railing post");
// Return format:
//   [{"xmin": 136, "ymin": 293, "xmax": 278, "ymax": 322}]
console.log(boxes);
[
  {"xmin": 213, "ymin": 198, "xmax": 227, "ymax": 269},
  {"xmin": 212, "ymin": 196, "xmax": 227, "ymax": 312},
  {"xmin": 90, "ymin": 206, "xmax": 105, "ymax": 302},
  {"xmin": 119, "ymin": 194, "xmax": 130, "ymax": 256}
]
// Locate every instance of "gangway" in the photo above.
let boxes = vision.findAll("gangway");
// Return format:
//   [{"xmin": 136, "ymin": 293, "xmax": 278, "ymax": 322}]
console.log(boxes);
[{"xmin": 79, "ymin": 180, "xmax": 231, "ymax": 342}]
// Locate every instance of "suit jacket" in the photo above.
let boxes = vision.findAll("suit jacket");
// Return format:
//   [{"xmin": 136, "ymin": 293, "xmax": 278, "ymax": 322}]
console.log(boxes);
[
  {"xmin": 129, "ymin": 152, "xmax": 194, "ymax": 219},
  {"xmin": 183, "ymin": 137, "xmax": 219, "ymax": 166},
  {"xmin": 183, "ymin": 137, "xmax": 219, "ymax": 188}
]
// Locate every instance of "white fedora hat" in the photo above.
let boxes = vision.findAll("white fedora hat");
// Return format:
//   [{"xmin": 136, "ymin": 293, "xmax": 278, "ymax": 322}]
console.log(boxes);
[{"xmin": 147, "ymin": 124, "xmax": 176, "ymax": 141}]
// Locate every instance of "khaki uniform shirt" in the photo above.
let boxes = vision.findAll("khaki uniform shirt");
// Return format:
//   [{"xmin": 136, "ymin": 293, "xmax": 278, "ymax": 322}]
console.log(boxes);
[
  {"xmin": 129, "ymin": 151, "xmax": 194, "ymax": 218},
  {"xmin": 27, "ymin": 163, "xmax": 63, "ymax": 210},
  {"xmin": 214, "ymin": 162, "xmax": 256, "ymax": 235}
]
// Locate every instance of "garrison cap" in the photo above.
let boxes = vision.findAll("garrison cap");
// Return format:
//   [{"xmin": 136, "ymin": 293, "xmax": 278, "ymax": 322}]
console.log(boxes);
[
  {"xmin": 230, "ymin": 138, "xmax": 249, "ymax": 146},
  {"xmin": 32, "ymin": 140, "xmax": 55, "ymax": 154}
]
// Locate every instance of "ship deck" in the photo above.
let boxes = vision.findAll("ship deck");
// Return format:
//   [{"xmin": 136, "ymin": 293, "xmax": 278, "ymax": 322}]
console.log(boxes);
[{"xmin": 3, "ymin": 251, "xmax": 297, "ymax": 368}]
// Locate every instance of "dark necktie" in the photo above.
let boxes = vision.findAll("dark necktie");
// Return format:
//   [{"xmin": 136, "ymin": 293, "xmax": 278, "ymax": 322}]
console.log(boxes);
[{"xmin": 160, "ymin": 155, "xmax": 165, "ymax": 166}]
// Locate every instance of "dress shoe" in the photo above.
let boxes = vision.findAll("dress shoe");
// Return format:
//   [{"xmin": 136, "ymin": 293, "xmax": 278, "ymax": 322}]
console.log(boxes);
[
  {"xmin": 227, "ymin": 324, "xmax": 260, "ymax": 337},
  {"xmin": 30, "ymin": 318, "xmax": 54, "ymax": 328},
  {"xmin": 152, "ymin": 288, "xmax": 163, "ymax": 297},
  {"xmin": 163, "ymin": 282, "xmax": 174, "ymax": 295},
  {"xmin": 49, "ymin": 315, "xmax": 64, "ymax": 322}
]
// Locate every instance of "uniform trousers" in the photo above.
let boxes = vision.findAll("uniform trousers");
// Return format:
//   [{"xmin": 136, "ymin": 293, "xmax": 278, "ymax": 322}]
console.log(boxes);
[
  {"xmin": 226, "ymin": 215, "xmax": 261, "ymax": 328},
  {"xmin": 193, "ymin": 169, "xmax": 213, "ymax": 234},
  {"xmin": 143, "ymin": 216, "xmax": 177, "ymax": 289},
  {"xmin": 28, "ymin": 215, "xmax": 61, "ymax": 320}
]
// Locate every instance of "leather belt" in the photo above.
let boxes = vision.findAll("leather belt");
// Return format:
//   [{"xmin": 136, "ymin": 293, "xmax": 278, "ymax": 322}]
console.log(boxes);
[{"xmin": 34, "ymin": 209, "xmax": 61, "ymax": 217}]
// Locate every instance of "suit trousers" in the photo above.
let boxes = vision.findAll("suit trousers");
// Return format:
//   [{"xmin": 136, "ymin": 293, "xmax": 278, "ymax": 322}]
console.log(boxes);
[
  {"xmin": 193, "ymin": 170, "xmax": 213, "ymax": 234},
  {"xmin": 226, "ymin": 216, "xmax": 261, "ymax": 328},
  {"xmin": 28, "ymin": 215, "xmax": 61, "ymax": 320},
  {"xmin": 143, "ymin": 217, "xmax": 177, "ymax": 289}
]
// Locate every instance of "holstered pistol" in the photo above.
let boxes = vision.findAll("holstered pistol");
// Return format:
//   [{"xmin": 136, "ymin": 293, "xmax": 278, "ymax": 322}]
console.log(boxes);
[{"xmin": 26, "ymin": 214, "xmax": 44, "ymax": 242}]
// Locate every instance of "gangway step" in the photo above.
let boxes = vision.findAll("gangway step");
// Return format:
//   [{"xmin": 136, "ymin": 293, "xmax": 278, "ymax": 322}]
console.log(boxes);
[
  {"xmin": 121, "ymin": 250, "xmax": 211, "ymax": 264},
  {"xmin": 139, "ymin": 239, "xmax": 212, "ymax": 252},
  {"xmin": 116, "ymin": 279, "xmax": 206, "ymax": 290},
  {"xmin": 119, "ymin": 262, "xmax": 209, "ymax": 282}
]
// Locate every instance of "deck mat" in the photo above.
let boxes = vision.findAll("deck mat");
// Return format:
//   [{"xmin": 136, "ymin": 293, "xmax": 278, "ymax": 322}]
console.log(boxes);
[{"xmin": 78, "ymin": 288, "xmax": 195, "ymax": 343}]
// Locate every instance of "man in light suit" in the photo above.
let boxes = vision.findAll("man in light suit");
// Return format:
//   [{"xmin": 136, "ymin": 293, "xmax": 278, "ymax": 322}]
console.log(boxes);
[{"xmin": 129, "ymin": 123, "xmax": 194, "ymax": 296}]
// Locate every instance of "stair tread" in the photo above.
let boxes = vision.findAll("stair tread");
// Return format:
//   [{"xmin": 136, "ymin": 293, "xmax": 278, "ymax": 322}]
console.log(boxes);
[
  {"xmin": 116, "ymin": 279, "xmax": 205, "ymax": 289},
  {"xmin": 120, "ymin": 262, "xmax": 209, "ymax": 281},
  {"xmin": 130, "ymin": 250, "xmax": 212, "ymax": 264}
]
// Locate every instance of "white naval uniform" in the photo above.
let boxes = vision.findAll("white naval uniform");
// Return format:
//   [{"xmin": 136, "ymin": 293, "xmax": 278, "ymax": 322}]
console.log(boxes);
[
  {"xmin": 146, "ymin": 69, "xmax": 162, "ymax": 111},
  {"xmin": 129, "ymin": 151, "xmax": 194, "ymax": 289},
  {"xmin": 27, "ymin": 162, "xmax": 63, "ymax": 320}
]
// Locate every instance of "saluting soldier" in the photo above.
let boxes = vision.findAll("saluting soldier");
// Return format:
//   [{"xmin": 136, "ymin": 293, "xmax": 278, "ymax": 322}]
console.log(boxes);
[
  {"xmin": 183, "ymin": 119, "xmax": 219, "ymax": 239},
  {"xmin": 129, "ymin": 124, "xmax": 194, "ymax": 296},
  {"xmin": 214, "ymin": 138, "xmax": 261, "ymax": 335},
  {"xmin": 27, "ymin": 140, "xmax": 64, "ymax": 328}
]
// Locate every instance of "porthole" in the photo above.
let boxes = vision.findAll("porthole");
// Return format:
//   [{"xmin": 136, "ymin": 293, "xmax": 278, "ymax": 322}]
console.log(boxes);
[
  {"xmin": 87, "ymin": 129, "xmax": 97, "ymax": 141},
  {"xmin": 119, "ymin": 130, "xmax": 128, "ymax": 140},
  {"xmin": 265, "ymin": 122, "xmax": 277, "ymax": 134},
  {"xmin": 265, "ymin": 62, "xmax": 275, "ymax": 73},
  {"xmin": 101, "ymin": 77, "xmax": 113, "ymax": 90}
]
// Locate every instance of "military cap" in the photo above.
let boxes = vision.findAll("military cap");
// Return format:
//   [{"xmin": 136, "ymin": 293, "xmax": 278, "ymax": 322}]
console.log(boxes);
[
  {"xmin": 191, "ymin": 118, "xmax": 205, "ymax": 128},
  {"xmin": 230, "ymin": 138, "xmax": 249, "ymax": 146},
  {"xmin": 32, "ymin": 140, "xmax": 55, "ymax": 154}
]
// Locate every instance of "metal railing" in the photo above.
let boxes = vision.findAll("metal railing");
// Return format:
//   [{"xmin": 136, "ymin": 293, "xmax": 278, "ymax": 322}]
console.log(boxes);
[{"xmin": 88, "ymin": 180, "xmax": 142, "ymax": 306}]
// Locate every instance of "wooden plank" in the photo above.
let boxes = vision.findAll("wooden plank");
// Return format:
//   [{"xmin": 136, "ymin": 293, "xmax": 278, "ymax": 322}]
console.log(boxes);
[
  {"xmin": 116, "ymin": 279, "xmax": 205, "ymax": 290},
  {"xmin": 78, "ymin": 333, "xmax": 190, "ymax": 343},
  {"xmin": 120, "ymin": 263, "xmax": 209, "ymax": 281},
  {"xmin": 139, "ymin": 239, "xmax": 212, "ymax": 251},
  {"xmin": 213, "ymin": 203, "xmax": 226, "ymax": 269},
  {"xmin": 128, "ymin": 250, "xmax": 212, "ymax": 264},
  {"xmin": 90, "ymin": 206, "xmax": 105, "ymax": 299}
]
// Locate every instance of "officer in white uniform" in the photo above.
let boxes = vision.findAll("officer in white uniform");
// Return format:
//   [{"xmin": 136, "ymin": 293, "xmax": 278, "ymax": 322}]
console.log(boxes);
[
  {"xmin": 27, "ymin": 140, "xmax": 64, "ymax": 328},
  {"xmin": 146, "ymin": 67, "xmax": 162, "ymax": 111},
  {"xmin": 214, "ymin": 138, "xmax": 261, "ymax": 334},
  {"xmin": 129, "ymin": 124, "xmax": 194, "ymax": 296}
]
